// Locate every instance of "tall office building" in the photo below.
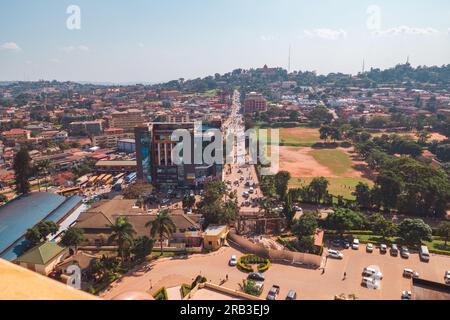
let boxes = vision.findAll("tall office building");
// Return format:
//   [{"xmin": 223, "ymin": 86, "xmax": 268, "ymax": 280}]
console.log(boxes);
[
  {"xmin": 110, "ymin": 109, "xmax": 144, "ymax": 132},
  {"xmin": 135, "ymin": 121, "xmax": 223, "ymax": 189}
]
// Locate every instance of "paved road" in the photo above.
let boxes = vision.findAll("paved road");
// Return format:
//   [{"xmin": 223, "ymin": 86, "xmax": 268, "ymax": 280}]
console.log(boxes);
[{"xmin": 223, "ymin": 90, "xmax": 262, "ymax": 212}]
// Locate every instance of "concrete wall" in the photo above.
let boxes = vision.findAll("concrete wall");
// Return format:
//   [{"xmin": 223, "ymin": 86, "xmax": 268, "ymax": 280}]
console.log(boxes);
[{"xmin": 227, "ymin": 230, "xmax": 322, "ymax": 268}]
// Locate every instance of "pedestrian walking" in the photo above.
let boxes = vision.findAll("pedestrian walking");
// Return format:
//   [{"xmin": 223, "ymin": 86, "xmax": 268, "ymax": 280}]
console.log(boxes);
[{"xmin": 343, "ymin": 272, "xmax": 347, "ymax": 280}]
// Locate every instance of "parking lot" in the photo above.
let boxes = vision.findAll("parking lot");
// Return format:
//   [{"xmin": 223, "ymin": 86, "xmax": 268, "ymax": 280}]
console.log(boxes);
[{"xmin": 102, "ymin": 244, "xmax": 450, "ymax": 300}]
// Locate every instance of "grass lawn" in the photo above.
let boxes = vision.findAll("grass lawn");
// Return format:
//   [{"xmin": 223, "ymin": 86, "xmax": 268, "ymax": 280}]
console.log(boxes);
[
  {"xmin": 257, "ymin": 127, "xmax": 321, "ymax": 147},
  {"xmin": 335, "ymin": 232, "xmax": 450, "ymax": 255},
  {"xmin": 197, "ymin": 89, "xmax": 219, "ymax": 97},
  {"xmin": 309, "ymin": 149, "xmax": 353, "ymax": 175},
  {"xmin": 279, "ymin": 127, "xmax": 321, "ymax": 147},
  {"xmin": 151, "ymin": 251, "xmax": 176, "ymax": 258},
  {"xmin": 290, "ymin": 176, "xmax": 373, "ymax": 200}
]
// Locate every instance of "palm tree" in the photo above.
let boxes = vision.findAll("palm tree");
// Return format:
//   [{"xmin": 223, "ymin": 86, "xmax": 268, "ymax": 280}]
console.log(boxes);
[
  {"xmin": 108, "ymin": 217, "xmax": 136, "ymax": 261},
  {"xmin": 146, "ymin": 209, "xmax": 176, "ymax": 256},
  {"xmin": 37, "ymin": 159, "xmax": 52, "ymax": 192},
  {"xmin": 61, "ymin": 227, "xmax": 84, "ymax": 254}
]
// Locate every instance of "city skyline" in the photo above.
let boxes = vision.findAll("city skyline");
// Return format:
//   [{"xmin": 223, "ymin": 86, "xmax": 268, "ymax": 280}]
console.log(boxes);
[{"xmin": 0, "ymin": 0, "xmax": 450, "ymax": 82}]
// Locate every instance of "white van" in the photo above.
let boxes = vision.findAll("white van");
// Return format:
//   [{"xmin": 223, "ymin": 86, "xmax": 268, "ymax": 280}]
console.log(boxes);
[{"xmin": 419, "ymin": 245, "xmax": 430, "ymax": 262}]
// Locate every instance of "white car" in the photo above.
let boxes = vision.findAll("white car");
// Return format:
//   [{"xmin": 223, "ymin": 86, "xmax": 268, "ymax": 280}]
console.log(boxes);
[
  {"xmin": 327, "ymin": 249, "xmax": 344, "ymax": 259},
  {"xmin": 229, "ymin": 255, "xmax": 237, "ymax": 266},
  {"xmin": 403, "ymin": 268, "xmax": 419, "ymax": 278},
  {"xmin": 445, "ymin": 271, "xmax": 450, "ymax": 285},
  {"xmin": 401, "ymin": 291, "xmax": 412, "ymax": 300},
  {"xmin": 366, "ymin": 243, "xmax": 374, "ymax": 253},
  {"xmin": 362, "ymin": 277, "xmax": 379, "ymax": 289},
  {"xmin": 352, "ymin": 238, "xmax": 360, "ymax": 250},
  {"xmin": 363, "ymin": 267, "xmax": 383, "ymax": 279}
]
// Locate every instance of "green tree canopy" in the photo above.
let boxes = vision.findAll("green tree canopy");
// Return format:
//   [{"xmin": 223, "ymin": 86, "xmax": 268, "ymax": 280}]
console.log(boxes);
[{"xmin": 397, "ymin": 218, "xmax": 432, "ymax": 245}]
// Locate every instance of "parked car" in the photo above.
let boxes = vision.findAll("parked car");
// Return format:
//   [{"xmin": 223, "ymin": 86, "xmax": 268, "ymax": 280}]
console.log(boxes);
[
  {"xmin": 445, "ymin": 271, "xmax": 450, "ymax": 285},
  {"xmin": 366, "ymin": 243, "xmax": 374, "ymax": 253},
  {"xmin": 248, "ymin": 272, "xmax": 265, "ymax": 281},
  {"xmin": 380, "ymin": 244, "xmax": 387, "ymax": 254},
  {"xmin": 362, "ymin": 277, "xmax": 379, "ymax": 288},
  {"xmin": 327, "ymin": 249, "xmax": 344, "ymax": 259},
  {"xmin": 266, "ymin": 285, "xmax": 280, "ymax": 300},
  {"xmin": 352, "ymin": 238, "xmax": 360, "ymax": 250},
  {"xmin": 403, "ymin": 268, "xmax": 419, "ymax": 279},
  {"xmin": 363, "ymin": 267, "xmax": 383, "ymax": 279},
  {"xmin": 285, "ymin": 290, "xmax": 297, "ymax": 300},
  {"xmin": 342, "ymin": 240, "xmax": 350, "ymax": 249},
  {"xmin": 229, "ymin": 255, "xmax": 237, "ymax": 266},
  {"xmin": 419, "ymin": 245, "xmax": 430, "ymax": 262},
  {"xmin": 390, "ymin": 244, "xmax": 399, "ymax": 257},
  {"xmin": 401, "ymin": 291, "xmax": 412, "ymax": 300},
  {"xmin": 332, "ymin": 239, "xmax": 341, "ymax": 247},
  {"xmin": 400, "ymin": 246, "xmax": 410, "ymax": 259}
]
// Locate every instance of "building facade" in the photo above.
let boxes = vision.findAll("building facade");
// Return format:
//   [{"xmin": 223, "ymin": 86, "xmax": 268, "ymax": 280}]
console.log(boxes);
[
  {"xmin": 135, "ymin": 121, "xmax": 223, "ymax": 188},
  {"xmin": 244, "ymin": 92, "xmax": 268, "ymax": 113},
  {"xmin": 110, "ymin": 109, "xmax": 144, "ymax": 132}
]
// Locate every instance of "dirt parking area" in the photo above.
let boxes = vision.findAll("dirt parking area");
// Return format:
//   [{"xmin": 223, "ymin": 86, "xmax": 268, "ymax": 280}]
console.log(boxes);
[{"xmin": 102, "ymin": 245, "xmax": 450, "ymax": 301}]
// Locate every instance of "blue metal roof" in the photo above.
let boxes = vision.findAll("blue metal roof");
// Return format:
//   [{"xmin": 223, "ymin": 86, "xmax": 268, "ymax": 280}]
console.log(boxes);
[{"xmin": 0, "ymin": 192, "xmax": 82, "ymax": 260}]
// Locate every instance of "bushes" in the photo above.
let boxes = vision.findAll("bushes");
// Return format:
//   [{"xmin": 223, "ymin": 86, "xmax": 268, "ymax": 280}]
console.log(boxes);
[
  {"xmin": 153, "ymin": 287, "xmax": 168, "ymax": 300},
  {"xmin": 237, "ymin": 254, "xmax": 270, "ymax": 272},
  {"xmin": 190, "ymin": 275, "xmax": 207, "ymax": 289},
  {"xmin": 181, "ymin": 284, "xmax": 192, "ymax": 298},
  {"xmin": 243, "ymin": 279, "xmax": 263, "ymax": 296},
  {"xmin": 429, "ymin": 248, "xmax": 450, "ymax": 256},
  {"xmin": 257, "ymin": 260, "xmax": 270, "ymax": 272}
]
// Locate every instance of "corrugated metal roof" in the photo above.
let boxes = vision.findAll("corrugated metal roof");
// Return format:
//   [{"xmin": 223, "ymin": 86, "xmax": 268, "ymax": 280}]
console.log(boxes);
[{"xmin": 0, "ymin": 192, "xmax": 82, "ymax": 260}]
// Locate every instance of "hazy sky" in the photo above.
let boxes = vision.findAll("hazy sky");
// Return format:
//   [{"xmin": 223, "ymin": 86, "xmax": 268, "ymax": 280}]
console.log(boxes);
[{"xmin": 1, "ymin": 0, "xmax": 449, "ymax": 83}]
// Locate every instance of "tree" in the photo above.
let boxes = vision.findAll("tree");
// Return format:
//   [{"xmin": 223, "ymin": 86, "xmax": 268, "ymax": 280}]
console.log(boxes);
[
  {"xmin": 437, "ymin": 221, "xmax": 450, "ymax": 247},
  {"xmin": 319, "ymin": 125, "xmax": 332, "ymax": 143},
  {"xmin": 108, "ymin": 217, "xmax": 136, "ymax": 261},
  {"xmin": 308, "ymin": 177, "xmax": 329, "ymax": 204},
  {"xmin": 122, "ymin": 182, "xmax": 153, "ymax": 200},
  {"xmin": 397, "ymin": 219, "xmax": 432, "ymax": 246},
  {"xmin": 353, "ymin": 182, "xmax": 371, "ymax": 209},
  {"xmin": 376, "ymin": 171, "xmax": 402, "ymax": 211},
  {"xmin": 35, "ymin": 159, "xmax": 52, "ymax": 192},
  {"xmin": 292, "ymin": 212, "xmax": 318, "ymax": 238},
  {"xmin": 24, "ymin": 221, "xmax": 59, "ymax": 247},
  {"xmin": 0, "ymin": 194, "xmax": 7, "ymax": 204},
  {"xmin": 309, "ymin": 105, "xmax": 333, "ymax": 126},
  {"xmin": 61, "ymin": 227, "xmax": 84, "ymax": 253},
  {"xmin": 274, "ymin": 171, "xmax": 291, "ymax": 200},
  {"xmin": 182, "ymin": 195, "xmax": 196, "ymax": 210},
  {"xmin": 417, "ymin": 130, "xmax": 430, "ymax": 146},
  {"xmin": 368, "ymin": 213, "xmax": 397, "ymax": 240},
  {"xmin": 146, "ymin": 209, "xmax": 176, "ymax": 256},
  {"xmin": 297, "ymin": 235, "xmax": 315, "ymax": 253},
  {"xmin": 436, "ymin": 144, "xmax": 450, "ymax": 162},
  {"xmin": 131, "ymin": 236, "xmax": 154, "ymax": 260},
  {"xmin": 24, "ymin": 228, "xmax": 42, "ymax": 247},
  {"xmin": 196, "ymin": 180, "xmax": 237, "ymax": 225},
  {"xmin": 325, "ymin": 208, "xmax": 364, "ymax": 237},
  {"xmin": 13, "ymin": 148, "xmax": 32, "ymax": 195}
]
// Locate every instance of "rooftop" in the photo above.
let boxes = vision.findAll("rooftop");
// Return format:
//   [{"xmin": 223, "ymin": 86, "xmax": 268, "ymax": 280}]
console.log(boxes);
[
  {"xmin": 0, "ymin": 192, "xmax": 82, "ymax": 260},
  {"xmin": 15, "ymin": 242, "xmax": 66, "ymax": 265}
]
